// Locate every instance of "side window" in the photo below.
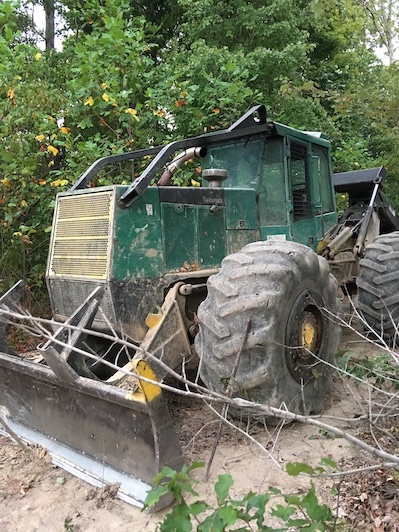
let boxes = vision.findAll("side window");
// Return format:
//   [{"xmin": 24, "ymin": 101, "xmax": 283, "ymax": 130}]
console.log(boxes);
[
  {"xmin": 290, "ymin": 142, "xmax": 311, "ymax": 220},
  {"xmin": 312, "ymin": 145, "xmax": 334, "ymax": 213}
]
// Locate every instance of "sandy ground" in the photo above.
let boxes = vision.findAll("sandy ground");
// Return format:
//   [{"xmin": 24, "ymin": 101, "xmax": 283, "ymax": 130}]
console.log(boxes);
[{"xmin": 1, "ymin": 325, "xmax": 398, "ymax": 531}]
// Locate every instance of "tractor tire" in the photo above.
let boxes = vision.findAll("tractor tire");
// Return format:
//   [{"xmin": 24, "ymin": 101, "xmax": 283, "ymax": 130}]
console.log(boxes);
[
  {"xmin": 357, "ymin": 231, "xmax": 399, "ymax": 341},
  {"xmin": 195, "ymin": 240, "xmax": 341, "ymax": 419}
]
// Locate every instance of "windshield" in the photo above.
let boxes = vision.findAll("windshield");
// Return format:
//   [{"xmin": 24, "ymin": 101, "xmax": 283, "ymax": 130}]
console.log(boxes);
[{"xmin": 202, "ymin": 137, "xmax": 265, "ymax": 188}]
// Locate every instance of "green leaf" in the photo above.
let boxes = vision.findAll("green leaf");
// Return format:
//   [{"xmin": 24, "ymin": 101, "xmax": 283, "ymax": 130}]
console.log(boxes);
[
  {"xmin": 218, "ymin": 505, "xmax": 238, "ymax": 526},
  {"xmin": 319, "ymin": 457, "xmax": 338, "ymax": 469},
  {"xmin": 161, "ymin": 502, "xmax": 192, "ymax": 532},
  {"xmin": 198, "ymin": 511, "xmax": 224, "ymax": 532},
  {"xmin": 302, "ymin": 485, "xmax": 333, "ymax": 521},
  {"xmin": 214, "ymin": 474, "xmax": 234, "ymax": 503},
  {"xmin": 268, "ymin": 486, "xmax": 282, "ymax": 495},
  {"xmin": 143, "ymin": 485, "xmax": 169, "ymax": 508},
  {"xmin": 285, "ymin": 494, "xmax": 302, "ymax": 505},
  {"xmin": 187, "ymin": 461, "xmax": 205, "ymax": 472},
  {"xmin": 271, "ymin": 504, "xmax": 296, "ymax": 520},
  {"xmin": 189, "ymin": 501, "xmax": 209, "ymax": 516},
  {"xmin": 286, "ymin": 462, "xmax": 315, "ymax": 476},
  {"xmin": 246, "ymin": 493, "xmax": 269, "ymax": 527}
]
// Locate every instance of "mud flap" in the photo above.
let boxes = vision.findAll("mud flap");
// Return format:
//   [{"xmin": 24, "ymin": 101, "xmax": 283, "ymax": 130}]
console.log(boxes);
[{"xmin": 0, "ymin": 283, "xmax": 184, "ymax": 511}]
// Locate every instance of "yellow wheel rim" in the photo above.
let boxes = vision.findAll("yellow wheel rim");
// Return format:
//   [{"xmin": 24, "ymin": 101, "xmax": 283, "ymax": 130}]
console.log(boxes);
[{"xmin": 302, "ymin": 317, "xmax": 317, "ymax": 351}]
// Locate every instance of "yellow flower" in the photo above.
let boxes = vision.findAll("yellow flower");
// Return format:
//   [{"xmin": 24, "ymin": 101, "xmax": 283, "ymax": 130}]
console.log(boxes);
[
  {"xmin": 102, "ymin": 93, "xmax": 110, "ymax": 102},
  {"xmin": 35, "ymin": 52, "xmax": 42, "ymax": 61},
  {"xmin": 125, "ymin": 108, "xmax": 139, "ymax": 122},
  {"xmin": 84, "ymin": 96, "xmax": 94, "ymax": 106},
  {"xmin": 47, "ymin": 145, "xmax": 59, "ymax": 156},
  {"xmin": 35, "ymin": 134, "xmax": 45, "ymax": 141},
  {"xmin": 21, "ymin": 200, "xmax": 28, "ymax": 207},
  {"xmin": 101, "ymin": 82, "xmax": 107, "ymax": 90},
  {"xmin": 60, "ymin": 127, "xmax": 70, "ymax": 134}
]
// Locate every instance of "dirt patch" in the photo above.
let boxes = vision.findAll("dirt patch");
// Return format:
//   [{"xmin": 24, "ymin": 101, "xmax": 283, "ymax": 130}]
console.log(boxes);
[{"xmin": 1, "ymin": 325, "xmax": 398, "ymax": 531}]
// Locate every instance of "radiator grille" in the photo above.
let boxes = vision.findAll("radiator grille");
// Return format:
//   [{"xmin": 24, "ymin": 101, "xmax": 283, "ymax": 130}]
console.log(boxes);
[{"xmin": 48, "ymin": 191, "xmax": 114, "ymax": 279}]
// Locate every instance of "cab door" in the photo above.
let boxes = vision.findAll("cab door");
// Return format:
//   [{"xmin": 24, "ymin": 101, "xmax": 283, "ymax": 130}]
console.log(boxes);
[{"xmin": 288, "ymin": 139, "xmax": 323, "ymax": 249}]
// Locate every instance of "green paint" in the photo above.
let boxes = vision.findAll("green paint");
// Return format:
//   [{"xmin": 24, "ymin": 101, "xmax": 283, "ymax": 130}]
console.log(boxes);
[{"xmin": 58, "ymin": 119, "xmax": 339, "ymax": 287}]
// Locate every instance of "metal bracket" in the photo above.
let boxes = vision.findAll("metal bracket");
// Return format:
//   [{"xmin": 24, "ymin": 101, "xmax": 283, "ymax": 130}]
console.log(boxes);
[{"xmin": 38, "ymin": 286, "xmax": 104, "ymax": 382}]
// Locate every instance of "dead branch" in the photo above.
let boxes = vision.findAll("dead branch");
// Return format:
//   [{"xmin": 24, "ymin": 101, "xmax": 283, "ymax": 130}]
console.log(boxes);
[{"xmin": 2, "ymin": 304, "xmax": 399, "ymax": 477}]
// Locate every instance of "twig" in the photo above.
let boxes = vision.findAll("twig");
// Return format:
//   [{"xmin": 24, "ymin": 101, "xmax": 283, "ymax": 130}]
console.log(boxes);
[
  {"xmin": 3, "ymin": 306, "xmax": 399, "ymax": 475},
  {"xmin": 0, "ymin": 415, "xmax": 36, "ymax": 457}
]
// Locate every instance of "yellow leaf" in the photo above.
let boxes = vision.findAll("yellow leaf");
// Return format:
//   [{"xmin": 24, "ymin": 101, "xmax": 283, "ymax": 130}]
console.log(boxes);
[
  {"xmin": 35, "ymin": 134, "xmax": 45, "ymax": 141},
  {"xmin": 101, "ymin": 82, "xmax": 107, "ymax": 90},
  {"xmin": 60, "ymin": 126, "xmax": 70, "ymax": 134},
  {"xmin": 191, "ymin": 179, "xmax": 200, "ymax": 187},
  {"xmin": 125, "ymin": 108, "xmax": 139, "ymax": 122},
  {"xmin": 35, "ymin": 52, "xmax": 42, "ymax": 61},
  {"xmin": 212, "ymin": 108, "xmax": 220, "ymax": 114},
  {"xmin": 102, "ymin": 93, "xmax": 110, "ymax": 102},
  {"xmin": 50, "ymin": 178, "xmax": 69, "ymax": 187},
  {"xmin": 39, "ymin": 179, "xmax": 47, "ymax": 186},
  {"xmin": 1, "ymin": 178, "xmax": 10, "ymax": 188},
  {"xmin": 47, "ymin": 115, "xmax": 56, "ymax": 123},
  {"xmin": 47, "ymin": 145, "xmax": 59, "ymax": 156},
  {"xmin": 7, "ymin": 87, "xmax": 15, "ymax": 100},
  {"xmin": 84, "ymin": 96, "xmax": 94, "ymax": 106},
  {"xmin": 21, "ymin": 200, "xmax": 28, "ymax": 207}
]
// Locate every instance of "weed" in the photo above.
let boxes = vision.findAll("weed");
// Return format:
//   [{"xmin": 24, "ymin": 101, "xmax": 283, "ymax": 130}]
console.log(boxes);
[{"xmin": 144, "ymin": 460, "xmax": 341, "ymax": 531}]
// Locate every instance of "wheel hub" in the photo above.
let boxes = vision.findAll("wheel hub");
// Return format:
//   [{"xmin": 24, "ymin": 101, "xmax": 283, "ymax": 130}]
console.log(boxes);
[
  {"xmin": 286, "ymin": 295, "xmax": 324, "ymax": 383},
  {"xmin": 300, "ymin": 312, "xmax": 318, "ymax": 352}
]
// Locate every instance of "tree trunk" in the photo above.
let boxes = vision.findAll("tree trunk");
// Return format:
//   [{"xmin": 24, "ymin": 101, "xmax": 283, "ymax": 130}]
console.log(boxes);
[{"xmin": 43, "ymin": 0, "xmax": 55, "ymax": 51}]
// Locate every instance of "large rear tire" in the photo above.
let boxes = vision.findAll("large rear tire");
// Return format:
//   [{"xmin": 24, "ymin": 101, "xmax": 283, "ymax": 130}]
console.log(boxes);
[
  {"xmin": 357, "ymin": 231, "xmax": 399, "ymax": 341},
  {"xmin": 195, "ymin": 241, "xmax": 341, "ymax": 418}
]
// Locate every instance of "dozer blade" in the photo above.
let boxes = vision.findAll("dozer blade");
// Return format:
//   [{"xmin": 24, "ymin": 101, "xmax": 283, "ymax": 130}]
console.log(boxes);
[{"xmin": 0, "ymin": 283, "xmax": 184, "ymax": 511}]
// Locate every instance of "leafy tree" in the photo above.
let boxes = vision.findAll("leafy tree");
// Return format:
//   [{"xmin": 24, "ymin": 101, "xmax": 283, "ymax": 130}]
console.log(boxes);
[
  {"xmin": 357, "ymin": 0, "xmax": 399, "ymax": 64},
  {"xmin": 1, "ymin": 0, "xmax": 399, "ymax": 299}
]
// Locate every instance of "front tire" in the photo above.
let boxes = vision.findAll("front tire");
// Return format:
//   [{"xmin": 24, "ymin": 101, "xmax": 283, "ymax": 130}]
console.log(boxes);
[{"xmin": 195, "ymin": 241, "xmax": 341, "ymax": 418}]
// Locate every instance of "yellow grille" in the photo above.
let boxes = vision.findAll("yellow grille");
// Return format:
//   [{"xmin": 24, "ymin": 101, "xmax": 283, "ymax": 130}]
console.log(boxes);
[{"xmin": 48, "ymin": 191, "xmax": 114, "ymax": 279}]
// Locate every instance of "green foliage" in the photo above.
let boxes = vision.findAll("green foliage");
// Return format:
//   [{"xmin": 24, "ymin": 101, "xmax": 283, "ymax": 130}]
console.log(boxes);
[
  {"xmin": 144, "ymin": 461, "xmax": 339, "ymax": 531},
  {"xmin": 1, "ymin": 0, "xmax": 399, "ymax": 297},
  {"xmin": 63, "ymin": 517, "xmax": 75, "ymax": 531},
  {"xmin": 338, "ymin": 350, "xmax": 399, "ymax": 390}
]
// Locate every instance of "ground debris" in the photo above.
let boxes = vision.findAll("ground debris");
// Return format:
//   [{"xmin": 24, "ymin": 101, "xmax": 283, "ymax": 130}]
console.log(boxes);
[
  {"xmin": 339, "ymin": 458, "xmax": 399, "ymax": 530},
  {"xmin": 86, "ymin": 482, "xmax": 121, "ymax": 509}
]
